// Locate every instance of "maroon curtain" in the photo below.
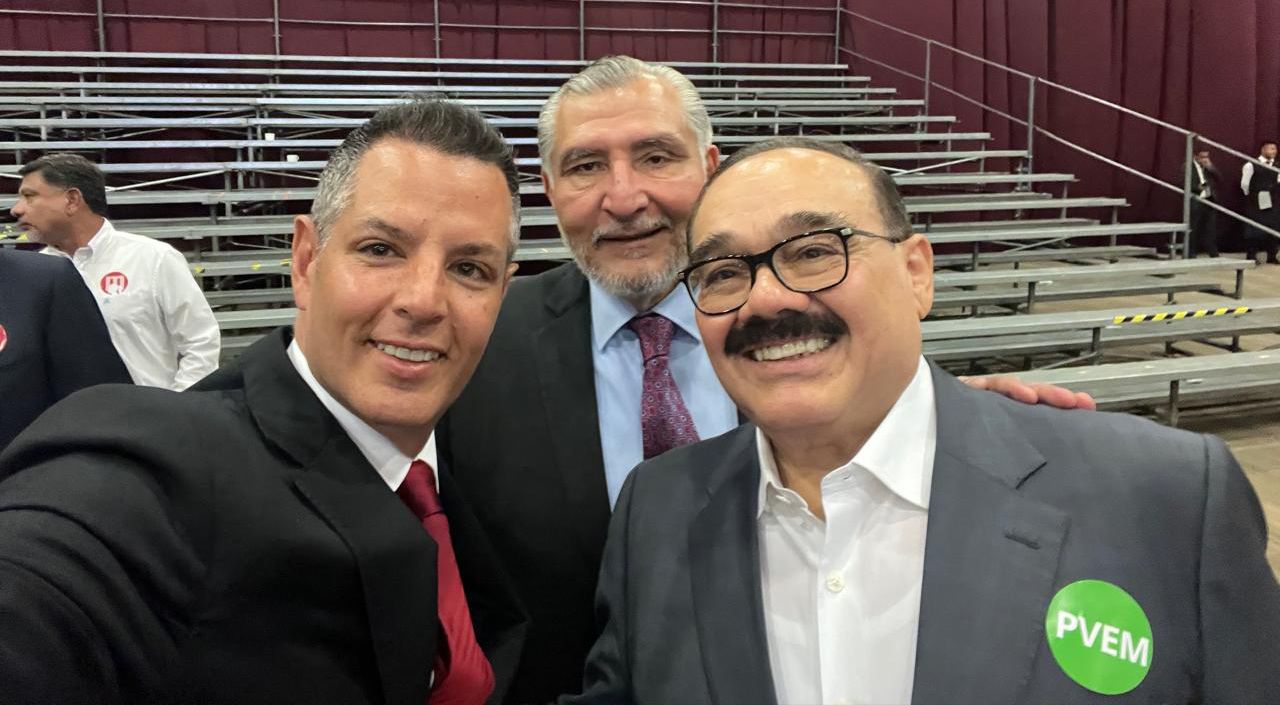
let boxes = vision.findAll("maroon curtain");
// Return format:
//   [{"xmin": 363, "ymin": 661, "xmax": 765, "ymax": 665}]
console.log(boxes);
[
  {"xmin": 0, "ymin": 0, "xmax": 838, "ymax": 63},
  {"xmin": 843, "ymin": 0, "xmax": 1280, "ymax": 236}
]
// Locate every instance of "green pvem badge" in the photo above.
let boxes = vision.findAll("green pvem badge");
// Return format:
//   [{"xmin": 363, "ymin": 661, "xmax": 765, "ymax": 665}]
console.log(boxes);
[{"xmin": 1045, "ymin": 579, "xmax": 1153, "ymax": 695}]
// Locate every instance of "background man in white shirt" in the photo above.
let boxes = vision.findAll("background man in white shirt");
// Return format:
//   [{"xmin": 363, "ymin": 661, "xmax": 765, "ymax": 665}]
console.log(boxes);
[
  {"xmin": 10, "ymin": 153, "xmax": 220, "ymax": 389},
  {"xmin": 565, "ymin": 136, "xmax": 1279, "ymax": 705}
]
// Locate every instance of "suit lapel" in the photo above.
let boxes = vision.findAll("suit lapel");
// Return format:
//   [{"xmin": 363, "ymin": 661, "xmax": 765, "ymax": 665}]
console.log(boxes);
[
  {"xmin": 239, "ymin": 328, "xmax": 439, "ymax": 705},
  {"xmin": 911, "ymin": 367, "xmax": 1068, "ymax": 705},
  {"xmin": 688, "ymin": 426, "xmax": 778, "ymax": 705},
  {"xmin": 532, "ymin": 266, "xmax": 612, "ymax": 566},
  {"xmin": 438, "ymin": 464, "xmax": 529, "ymax": 705}
]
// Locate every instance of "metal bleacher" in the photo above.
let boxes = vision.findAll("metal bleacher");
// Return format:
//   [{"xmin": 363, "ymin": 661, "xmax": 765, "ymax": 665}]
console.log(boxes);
[{"xmin": 2, "ymin": 50, "xmax": 1274, "ymax": 422}]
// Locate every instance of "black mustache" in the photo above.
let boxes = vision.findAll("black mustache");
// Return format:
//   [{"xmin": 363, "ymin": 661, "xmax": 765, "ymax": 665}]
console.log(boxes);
[{"xmin": 724, "ymin": 310, "xmax": 848, "ymax": 356}]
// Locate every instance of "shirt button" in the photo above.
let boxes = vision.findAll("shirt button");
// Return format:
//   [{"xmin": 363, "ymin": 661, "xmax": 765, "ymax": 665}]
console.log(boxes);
[{"xmin": 826, "ymin": 572, "xmax": 845, "ymax": 593}]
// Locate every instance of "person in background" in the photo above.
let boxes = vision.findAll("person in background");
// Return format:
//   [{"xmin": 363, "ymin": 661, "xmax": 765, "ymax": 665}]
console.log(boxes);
[
  {"xmin": 10, "ymin": 153, "xmax": 220, "ymax": 389},
  {"xmin": 0, "ymin": 248, "xmax": 131, "ymax": 451},
  {"xmin": 1188, "ymin": 148, "xmax": 1221, "ymax": 258},
  {"xmin": 1239, "ymin": 140, "xmax": 1280, "ymax": 264}
]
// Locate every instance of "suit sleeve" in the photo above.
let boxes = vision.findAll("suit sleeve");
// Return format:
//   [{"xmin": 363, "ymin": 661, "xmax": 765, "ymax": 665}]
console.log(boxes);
[
  {"xmin": 155, "ymin": 248, "xmax": 220, "ymax": 390},
  {"xmin": 557, "ymin": 470, "xmax": 637, "ymax": 705},
  {"xmin": 1197, "ymin": 434, "xmax": 1280, "ymax": 699},
  {"xmin": 44, "ymin": 257, "xmax": 133, "ymax": 395},
  {"xmin": 0, "ymin": 398, "xmax": 207, "ymax": 704}
]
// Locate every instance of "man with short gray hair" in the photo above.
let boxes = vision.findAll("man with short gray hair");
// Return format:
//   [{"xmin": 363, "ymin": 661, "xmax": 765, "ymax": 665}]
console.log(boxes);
[
  {"xmin": 11, "ymin": 153, "xmax": 220, "ymax": 390},
  {"xmin": 438, "ymin": 56, "xmax": 1092, "ymax": 704},
  {"xmin": 0, "ymin": 98, "xmax": 527, "ymax": 704}
]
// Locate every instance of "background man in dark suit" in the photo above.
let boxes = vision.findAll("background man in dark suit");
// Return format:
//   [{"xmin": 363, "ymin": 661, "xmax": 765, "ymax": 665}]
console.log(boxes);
[
  {"xmin": 0, "ymin": 249, "xmax": 130, "ymax": 450},
  {"xmin": 438, "ymin": 56, "xmax": 1094, "ymax": 704},
  {"xmin": 1187, "ymin": 148, "xmax": 1221, "ymax": 257},
  {"xmin": 568, "ymin": 137, "xmax": 1280, "ymax": 704},
  {"xmin": 0, "ymin": 99, "xmax": 527, "ymax": 705},
  {"xmin": 1240, "ymin": 140, "xmax": 1280, "ymax": 263}
]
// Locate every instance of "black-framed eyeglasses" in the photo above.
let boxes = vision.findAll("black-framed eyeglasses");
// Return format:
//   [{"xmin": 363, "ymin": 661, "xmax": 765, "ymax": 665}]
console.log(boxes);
[{"xmin": 679, "ymin": 226, "xmax": 898, "ymax": 315}]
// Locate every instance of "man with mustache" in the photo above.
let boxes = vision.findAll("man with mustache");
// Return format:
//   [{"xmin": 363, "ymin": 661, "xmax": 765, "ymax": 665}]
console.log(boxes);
[
  {"xmin": 436, "ymin": 55, "xmax": 1093, "ymax": 703},
  {"xmin": 564, "ymin": 137, "xmax": 1280, "ymax": 704}
]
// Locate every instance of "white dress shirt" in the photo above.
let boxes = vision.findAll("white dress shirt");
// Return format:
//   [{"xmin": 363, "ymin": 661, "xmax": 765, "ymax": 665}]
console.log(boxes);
[
  {"xmin": 286, "ymin": 340, "xmax": 436, "ymax": 490},
  {"xmin": 1194, "ymin": 162, "xmax": 1212, "ymax": 199},
  {"xmin": 43, "ymin": 219, "xmax": 220, "ymax": 390},
  {"xmin": 757, "ymin": 356, "xmax": 937, "ymax": 705},
  {"xmin": 1241, "ymin": 157, "xmax": 1276, "ymax": 206}
]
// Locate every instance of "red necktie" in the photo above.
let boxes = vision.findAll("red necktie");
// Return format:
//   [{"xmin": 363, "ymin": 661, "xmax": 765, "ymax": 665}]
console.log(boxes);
[{"xmin": 397, "ymin": 460, "xmax": 495, "ymax": 705}]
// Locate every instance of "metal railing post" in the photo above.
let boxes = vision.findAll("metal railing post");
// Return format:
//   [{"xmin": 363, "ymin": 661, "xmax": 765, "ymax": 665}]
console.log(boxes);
[
  {"xmin": 1026, "ymin": 76, "xmax": 1036, "ymax": 174},
  {"xmin": 1181, "ymin": 132, "xmax": 1195, "ymax": 259},
  {"xmin": 579, "ymin": 0, "xmax": 586, "ymax": 61},
  {"xmin": 432, "ymin": 0, "xmax": 441, "ymax": 58},
  {"xmin": 96, "ymin": 0, "xmax": 106, "ymax": 52},
  {"xmin": 711, "ymin": 0, "xmax": 719, "ymax": 63},
  {"xmin": 271, "ymin": 0, "xmax": 281, "ymax": 55},
  {"xmin": 923, "ymin": 40, "xmax": 932, "ymax": 113},
  {"xmin": 831, "ymin": 1, "xmax": 841, "ymax": 65}
]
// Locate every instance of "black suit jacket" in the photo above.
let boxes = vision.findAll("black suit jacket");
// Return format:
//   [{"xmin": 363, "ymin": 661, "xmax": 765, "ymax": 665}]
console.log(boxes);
[
  {"xmin": 1189, "ymin": 162, "xmax": 1221, "ymax": 200},
  {"xmin": 0, "ymin": 249, "xmax": 131, "ymax": 450},
  {"xmin": 438, "ymin": 263, "xmax": 612, "ymax": 704},
  {"xmin": 567, "ymin": 366, "xmax": 1280, "ymax": 704},
  {"xmin": 0, "ymin": 327, "xmax": 527, "ymax": 705}
]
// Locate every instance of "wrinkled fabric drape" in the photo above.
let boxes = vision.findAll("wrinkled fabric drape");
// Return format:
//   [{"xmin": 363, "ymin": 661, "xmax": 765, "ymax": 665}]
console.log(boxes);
[
  {"xmin": 0, "ymin": 0, "xmax": 837, "ymax": 63},
  {"xmin": 844, "ymin": 0, "xmax": 1280, "ymax": 240}
]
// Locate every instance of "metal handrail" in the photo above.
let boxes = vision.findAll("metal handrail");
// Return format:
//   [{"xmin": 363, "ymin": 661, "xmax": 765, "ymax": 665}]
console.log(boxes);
[
  {"xmin": 0, "ymin": 1, "xmax": 845, "ymax": 62},
  {"xmin": 839, "ymin": 8, "xmax": 1280, "ymax": 251}
]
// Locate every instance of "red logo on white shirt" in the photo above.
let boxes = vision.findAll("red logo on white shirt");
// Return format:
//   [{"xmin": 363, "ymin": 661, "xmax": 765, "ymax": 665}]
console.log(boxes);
[
  {"xmin": 100, "ymin": 271, "xmax": 129, "ymax": 295},
  {"xmin": 0, "ymin": 323, "xmax": 7, "ymax": 354}
]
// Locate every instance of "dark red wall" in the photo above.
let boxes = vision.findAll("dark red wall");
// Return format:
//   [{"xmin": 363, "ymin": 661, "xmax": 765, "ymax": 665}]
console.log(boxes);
[
  {"xmin": 0, "ymin": 1, "xmax": 838, "ymax": 63},
  {"xmin": 842, "ymin": 0, "xmax": 1280, "ymax": 236}
]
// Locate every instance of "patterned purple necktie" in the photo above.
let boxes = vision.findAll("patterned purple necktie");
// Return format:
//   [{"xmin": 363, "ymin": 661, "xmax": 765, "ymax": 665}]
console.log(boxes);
[{"xmin": 628, "ymin": 313, "xmax": 701, "ymax": 459}]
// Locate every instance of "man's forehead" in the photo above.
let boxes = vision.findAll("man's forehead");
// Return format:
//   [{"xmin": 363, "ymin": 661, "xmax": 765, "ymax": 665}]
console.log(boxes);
[
  {"xmin": 19, "ymin": 172, "xmax": 50, "ymax": 190},
  {"xmin": 693, "ymin": 149, "xmax": 876, "ymax": 239},
  {"xmin": 553, "ymin": 78, "xmax": 693, "ymax": 150}
]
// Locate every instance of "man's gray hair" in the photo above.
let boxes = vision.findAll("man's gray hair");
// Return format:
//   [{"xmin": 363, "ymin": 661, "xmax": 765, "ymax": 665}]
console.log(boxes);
[
  {"xmin": 688, "ymin": 136, "xmax": 913, "ymax": 245},
  {"xmin": 312, "ymin": 97, "xmax": 522, "ymax": 258},
  {"xmin": 537, "ymin": 55, "xmax": 712, "ymax": 177}
]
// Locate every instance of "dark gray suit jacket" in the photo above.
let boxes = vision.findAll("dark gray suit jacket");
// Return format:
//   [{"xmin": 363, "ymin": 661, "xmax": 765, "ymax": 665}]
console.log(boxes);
[{"xmin": 567, "ymin": 365, "xmax": 1280, "ymax": 704}]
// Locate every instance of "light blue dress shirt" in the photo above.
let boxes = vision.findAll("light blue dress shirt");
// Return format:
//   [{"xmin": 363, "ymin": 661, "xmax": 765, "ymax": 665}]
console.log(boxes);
[{"xmin": 591, "ymin": 281, "xmax": 740, "ymax": 507}]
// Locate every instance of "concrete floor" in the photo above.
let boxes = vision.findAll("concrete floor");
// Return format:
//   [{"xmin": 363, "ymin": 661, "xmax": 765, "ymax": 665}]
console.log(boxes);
[{"xmin": 959, "ymin": 250, "xmax": 1280, "ymax": 577}]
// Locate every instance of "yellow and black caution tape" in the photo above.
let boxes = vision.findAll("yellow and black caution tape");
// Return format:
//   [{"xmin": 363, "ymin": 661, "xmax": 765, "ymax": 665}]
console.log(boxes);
[{"xmin": 1112, "ymin": 306, "xmax": 1251, "ymax": 325}]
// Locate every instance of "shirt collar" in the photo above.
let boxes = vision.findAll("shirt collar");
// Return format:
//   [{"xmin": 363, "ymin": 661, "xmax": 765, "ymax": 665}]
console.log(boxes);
[
  {"xmin": 756, "ymin": 356, "xmax": 935, "ymax": 517},
  {"xmin": 588, "ymin": 278, "xmax": 703, "ymax": 352},
  {"xmin": 286, "ymin": 339, "xmax": 437, "ymax": 491},
  {"xmin": 42, "ymin": 218, "xmax": 113, "ymax": 260}
]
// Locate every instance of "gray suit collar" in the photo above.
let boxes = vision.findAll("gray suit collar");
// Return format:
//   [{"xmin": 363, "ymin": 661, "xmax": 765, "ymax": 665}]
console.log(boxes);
[
  {"xmin": 688, "ymin": 424, "xmax": 779, "ymax": 705},
  {"xmin": 911, "ymin": 365, "xmax": 1068, "ymax": 704}
]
